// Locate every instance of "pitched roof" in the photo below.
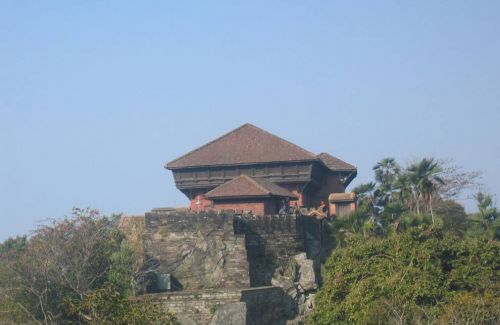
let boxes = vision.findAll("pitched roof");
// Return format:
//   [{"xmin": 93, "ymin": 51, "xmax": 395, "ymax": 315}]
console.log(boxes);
[
  {"xmin": 328, "ymin": 192, "xmax": 356, "ymax": 202},
  {"xmin": 318, "ymin": 152, "xmax": 356, "ymax": 172},
  {"xmin": 205, "ymin": 175, "xmax": 297, "ymax": 199},
  {"xmin": 166, "ymin": 123, "xmax": 317, "ymax": 169}
]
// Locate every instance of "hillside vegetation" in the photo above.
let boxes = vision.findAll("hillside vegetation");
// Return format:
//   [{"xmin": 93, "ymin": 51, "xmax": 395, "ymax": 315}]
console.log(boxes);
[
  {"xmin": 0, "ymin": 208, "xmax": 175, "ymax": 325},
  {"xmin": 1, "ymin": 157, "xmax": 498, "ymax": 324},
  {"xmin": 309, "ymin": 158, "xmax": 500, "ymax": 324}
]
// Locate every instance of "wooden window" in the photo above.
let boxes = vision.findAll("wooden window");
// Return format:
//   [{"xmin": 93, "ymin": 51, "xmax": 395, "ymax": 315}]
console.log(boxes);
[
  {"xmin": 254, "ymin": 165, "xmax": 266, "ymax": 176},
  {"xmin": 269, "ymin": 165, "xmax": 281, "ymax": 175},
  {"xmin": 196, "ymin": 170, "xmax": 209, "ymax": 179},
  {"xmin": 225, "ymin": 168, "xmax": 238, "ymax": 177},
  {"xmin": 210, "ymin": 168, "xmax": 223, "ymax": 178}
]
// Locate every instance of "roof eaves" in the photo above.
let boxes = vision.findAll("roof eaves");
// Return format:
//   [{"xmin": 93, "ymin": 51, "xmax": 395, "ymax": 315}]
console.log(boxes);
[
  {"xmin": 166, "ymin": 158, "xmax": 320, "ymax": 170},
  {"xmin": 317, "ymin": 152, "xmax": 357, "ymax": 172},
  {"xmin": 165, "ymin": 124, "xmax": 251, "ymax": 169}
]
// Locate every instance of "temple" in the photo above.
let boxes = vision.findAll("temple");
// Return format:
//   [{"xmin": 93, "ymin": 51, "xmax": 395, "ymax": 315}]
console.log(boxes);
[{"xmin": 166, "ymin": 123, "xmax": 357, "ymax": 216}]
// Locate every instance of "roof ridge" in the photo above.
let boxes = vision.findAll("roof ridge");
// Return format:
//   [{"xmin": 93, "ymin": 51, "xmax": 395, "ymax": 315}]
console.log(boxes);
[
  {"xmin": 250, "ymin": 124, "xmax": 317, "ymax": 159},
  {"xmin": 243, "ymin": 175, "xmax": 272, "ymax": 195},
  {"xmin": 318, "ymin": 152, "xmax": 357, "ymax": 170},
  {"xmin": 165, "ymin": 124, "xmax": 251, "ymax": 168},
  {"xmin": 165, "ymin": 123, "xmax": 318, "ymax": 169}
]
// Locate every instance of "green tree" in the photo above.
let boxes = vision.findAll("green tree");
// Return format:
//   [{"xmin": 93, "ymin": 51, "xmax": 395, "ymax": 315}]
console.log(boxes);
[
  {"xmin": 0, "ymin": 237, "xmax": 27, "ymax": 255},
  {"xmin": 468, "ymin": 192, "xmax": 500, "ymax": 240},
  {"xmin": 373, "ymin": 157, "xmax": 400, "ymax": 194},
  {"xmin": 309, "ymin": 225, "xmax": 500, "ymax": 325},
  {"xmin": 475, "ymin": 192, "xmax": 498, "ymax": 222},
  {"xmin": 433, "ymin": 199, "xmax": 468, "ymax": 235},
  {"xmin": 0, "ymin": 208, "xmax": 174, "ymax": 325},
  {"xmin": 66, "ymin": 284, "xmax": 176, "ymax": 325},
  {"xmin": 407, "ymin": 158, "xmax": 444, "ymax": 222}
]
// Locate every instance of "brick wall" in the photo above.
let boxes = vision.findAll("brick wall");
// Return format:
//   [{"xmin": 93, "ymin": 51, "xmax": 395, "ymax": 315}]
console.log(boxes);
[
  {"xmin": 211, "ymin": 198, "xmax": 281, "ymax": 216},
  {"xmin": 212, "ymin": 200, "xmax": 266, "ymax": 216},
  {"xmin": 310, "ymin": 173, "xmax": 345, "ymax": 208}
]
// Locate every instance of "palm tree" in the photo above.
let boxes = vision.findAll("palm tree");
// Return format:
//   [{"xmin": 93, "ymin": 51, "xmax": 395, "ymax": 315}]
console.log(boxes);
[
  {"xmin": 392, "ymin": 173, "xmax": 413, "ymax": 212},
  {"xmin": 373, "ymin": 158, "xmax": 400, "ymax": 194},
  {"xmin": 353, "ymin": 182, "xmax": 388, "ymax": 226},
  {"xmin": 407, "ymin": 158, "xmax": 445, "ymax": 223}
]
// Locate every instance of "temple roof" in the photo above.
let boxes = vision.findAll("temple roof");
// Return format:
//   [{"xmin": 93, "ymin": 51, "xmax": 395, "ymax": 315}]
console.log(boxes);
[
  {"xmin": 166, "ymin": 123, "xmax": 317, "ymax": 169},
  {"xmin": 205, "ymin": 175, "xmax": 297, "ymax": 199},
  {"xmin": 317, "ymin": 152, "xmax": 356, "ymax": 172}
]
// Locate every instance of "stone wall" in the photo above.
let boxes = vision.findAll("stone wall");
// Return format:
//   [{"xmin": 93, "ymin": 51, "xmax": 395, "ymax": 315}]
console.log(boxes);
[
  {"xmin": 141, "ymin": 210, "xmax": 332, "ymax": 324},
  {"xmin": 148, "ymin": 289, "xmax": 242, "ymax": 325},
  {"xmin": 142, "ymin": 210, "xmax": 330, "ymax": 289},
  {"xmin": 241, "ymin": 287, "xmax": 287, "ymax": 325},
  {"xmin": 143, "ymin": 210, "xmax": 250, "ymax": 290},
  {"xmin": 146, "ymin": 287, "xmax": 286, "ymax": 325},
  {"xmin": 235, "ymin": 214, "xmax": 304, "ymax": 287}
]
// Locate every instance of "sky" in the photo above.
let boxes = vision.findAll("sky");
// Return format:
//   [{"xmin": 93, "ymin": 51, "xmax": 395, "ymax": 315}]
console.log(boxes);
[{"xmin": 1, "ymin": 1, "xmax": 499, "ymax": 241}]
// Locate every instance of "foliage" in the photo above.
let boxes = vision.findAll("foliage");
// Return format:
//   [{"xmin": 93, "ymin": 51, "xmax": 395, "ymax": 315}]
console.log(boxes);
[
  {"xmin": 317, "ymin": 157, "xmax": 498, "ymax": 324},
  {"xmin": 341, "ymin": 157, "xmax": 497, "ymax": 241},
  {"xmin": 309, "ymin": 225, "xmax": 500, "ymax": 324},
  {"xmin": 373, "ymin": 157, "xmax": 400, "ymax": 194},
  {"xmin": 432, "ymin": 199, "xmax": 468, "ymax": 235},
  {"xmin": 0, "ymin": 236, "xmax": 27, "ymax": 255},
  {"xmin": 0, "ymin": 208, "xmax": 174, "ymax": 325},
  {"xmin": 65, "ymin": 284, "xmax": 176, "ymax": 325},
  {"xmin": 436, "ymin": 291, "xmax": 500, "ymax": 324},
  {"xmin": 475, "ymin": 192, "xmax": 499, "ymax": 223},
  {"xmin": 407, "ymin": 158, "xmax": 444, "ymax": 220}
]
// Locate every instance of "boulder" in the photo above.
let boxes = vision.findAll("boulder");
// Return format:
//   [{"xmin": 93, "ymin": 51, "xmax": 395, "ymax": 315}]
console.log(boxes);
[
  {"xmin": 209, "ymin": 302, "xmax": 247, "ymax": 325},
  {"xmin": 294, "ymin": 253, "xmax": 317, "ymax": 292}
]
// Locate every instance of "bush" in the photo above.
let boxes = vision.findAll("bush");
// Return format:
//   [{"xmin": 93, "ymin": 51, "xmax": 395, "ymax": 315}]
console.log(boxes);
[
  {"xmin": 66, "ymin": 284, "xmax": 176, "ymax": 325},
  {"xmin": 308, "ymin": 225, "xmax": 500, "ymax": 324},
  {"xmin": 0, "ymin": 208, "xmax": 175, "ymax": 324},
  {"xmin": 434, "ymin": 200, "xmax": 468, "ymax": 235}
]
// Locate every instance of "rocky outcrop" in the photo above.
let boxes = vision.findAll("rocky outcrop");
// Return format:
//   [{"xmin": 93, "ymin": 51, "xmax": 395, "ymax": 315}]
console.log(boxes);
[
  {"xmin": 141, "ymin": 211, "xmax": 330, "ymax": 324},
  {"xmin": 271, "ymin": 253, "xmax": 318, "ymax": 324},
  {"xmin": 143, "ymin": 211, "xmax": 250, "ymax": 290},
  {"xmin": 294, "ymin": 253, "xmax": 317, "ymax": 292}
]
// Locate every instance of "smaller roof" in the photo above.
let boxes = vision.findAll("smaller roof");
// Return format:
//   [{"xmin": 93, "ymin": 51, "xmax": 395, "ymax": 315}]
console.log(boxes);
[
  {"xmin": 318, "ymin": 153, "xmax": 356, "ymax": 172},
  {"xmin": 328, "ymin": 192, "xmax": 356, "ymax": 202},
  {"xmin": 205, "ymin": 175, "xmax": 297, "ymax": 199}
]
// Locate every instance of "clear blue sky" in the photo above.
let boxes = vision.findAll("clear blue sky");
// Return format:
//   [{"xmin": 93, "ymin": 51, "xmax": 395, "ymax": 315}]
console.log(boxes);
[{"xmin": 1, "ymin": 1, "xmax": 499, "ymax": 241}]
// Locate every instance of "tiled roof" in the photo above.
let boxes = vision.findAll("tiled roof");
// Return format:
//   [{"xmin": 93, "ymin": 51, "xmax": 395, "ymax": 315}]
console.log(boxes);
[
  {"xmin": 328, "ymin": 192, "xmax": 356, "ymax": 202},
  {"xmin": 166, "ymin": 123, "xmax": 317, "ymax": 169},
  {"xmin": 318, "ymin": 152, "xmax": 356, "ymax": 172},
  {"xmin": 205, "ymin": 175, "xmax": 297, "ymax": 199}
]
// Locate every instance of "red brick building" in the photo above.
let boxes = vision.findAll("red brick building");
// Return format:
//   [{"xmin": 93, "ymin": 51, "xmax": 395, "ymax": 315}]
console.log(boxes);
[
  {"xmin": 204, "ymin": 175, "xmax": 298, "ymax": 215},
  {"xmin": 166, "ymin": 123, "xmax": 357, "ymax": 215}
]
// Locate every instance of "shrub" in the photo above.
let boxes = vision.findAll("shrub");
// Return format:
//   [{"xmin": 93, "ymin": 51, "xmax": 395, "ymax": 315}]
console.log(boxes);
[{"xmin": 308, "ymin": 225, "xmax": 500, "ymax": 324}]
